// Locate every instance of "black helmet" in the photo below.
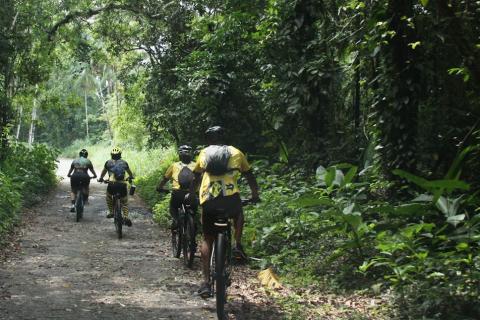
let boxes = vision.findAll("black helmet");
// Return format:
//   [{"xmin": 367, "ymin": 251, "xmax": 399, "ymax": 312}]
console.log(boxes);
[
  {"xmin": 79, "ymin": 149, "xmax": 88, "ymax": 158},
  {"xmin": 178, "ymin": 145, "xmax": 192, "ymax": 155},
  {"xmin": 204, "ymin": 126, "xmax": 225, "ymax": 144},
  {"xmin": 205, "ymin": 126, "xmax": 224, "ymax": 135}
]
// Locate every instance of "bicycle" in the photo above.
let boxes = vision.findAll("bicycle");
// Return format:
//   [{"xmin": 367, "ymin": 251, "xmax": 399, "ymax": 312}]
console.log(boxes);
[
  {"xmin": 158, "ymin": 189, "xmax": 197, "ymax": 268},
  {"xmin": 209, "ymin": 198, "xmax": 253, "ymax": 320},
  {"xmin": 101, "ymin": 178, "xmax": 132, "ymax": 239},
  {"xmin": 72, "ymin": 176, "xmax": 92, "ymax": 222}
]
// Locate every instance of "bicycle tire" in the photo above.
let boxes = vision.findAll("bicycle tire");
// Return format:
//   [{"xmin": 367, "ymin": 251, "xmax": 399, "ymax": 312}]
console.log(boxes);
[
  {"xmin": 114, "ymin": 198, "xmax": 123, "ymax": 239},
  {"xmin": 75, "ymin": 190, "xmax": 83, "ymax": 222},
  {"xmin": 183, "ymin": 214, "xmax": 196, "ymax": 268},
  {"xmin": 215, "ymin": 232, "xmax": 227, "ymax": 320}
]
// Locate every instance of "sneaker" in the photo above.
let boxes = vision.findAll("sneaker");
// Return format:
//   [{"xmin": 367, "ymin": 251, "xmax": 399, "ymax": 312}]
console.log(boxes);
[
  {"xmin": 233, "ymin": 244, "xmax": 247, "ymax": 262},
  {"xmin": 70, "ymin": 205, "xmax": 75, "ymax": 213},
  {"xmin": 106, "ymin": 213, "xmax": 114, "ymax": 219},
  {"xmin": 123, "ymin": 218, "xmax": 132, "ymax": 227},
  {"xmin": 197, "ymin": 282, "xmax": 211, "ymax": 298}
]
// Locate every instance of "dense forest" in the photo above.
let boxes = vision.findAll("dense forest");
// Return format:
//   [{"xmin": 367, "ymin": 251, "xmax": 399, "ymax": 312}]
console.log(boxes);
[{"xmin": 1, "ymin": 1, "xmax": 479, "ymax": 319}]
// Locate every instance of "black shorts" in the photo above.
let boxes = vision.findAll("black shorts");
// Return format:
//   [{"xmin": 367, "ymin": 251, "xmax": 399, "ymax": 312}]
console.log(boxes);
[
  {"xmin": 70, "ymin": 172, "xmax": 90, "ymax": 192},
  {"xmin": 107, "ymin": 182, "xmax": 128, "ymax": 198},
  {"xmin": 201, "ymin": 193, "xmax": 242, "ymax": 236}
]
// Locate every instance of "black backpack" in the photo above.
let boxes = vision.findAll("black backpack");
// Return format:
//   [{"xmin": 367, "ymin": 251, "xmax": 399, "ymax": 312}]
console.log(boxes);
[
  {"xmin": 178, "ymin": 164, "xmax": 194, "ymax": 189},
  {"xmin": 110, "ymin": 161, "xmax": 126, "ymax": 181},
  {"xmin": 204, "ymin": 145, "xmax": 231, "ymax": 176}
]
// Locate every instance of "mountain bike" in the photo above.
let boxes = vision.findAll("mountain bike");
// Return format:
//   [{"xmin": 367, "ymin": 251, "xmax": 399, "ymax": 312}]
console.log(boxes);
[
  {"xmin": 101, "ymin": 178, "xmax": 132, "ymax": 239},
  {"xmin": 209, "ymin": 199, "xmax": 253, "ymax": 320},
  {"xmin": 158, "ymin": 189, "xmax": 197, "ymax": 267}
]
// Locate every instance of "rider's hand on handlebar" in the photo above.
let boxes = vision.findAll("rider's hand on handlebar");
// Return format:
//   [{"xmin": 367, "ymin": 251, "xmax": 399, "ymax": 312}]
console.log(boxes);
[{"xmin": 156, "ymin": 186, "xmax": 169, "ymax": 194}]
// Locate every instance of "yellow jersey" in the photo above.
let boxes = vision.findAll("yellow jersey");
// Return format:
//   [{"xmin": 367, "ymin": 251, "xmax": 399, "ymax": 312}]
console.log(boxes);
[
  {"xmin": 164, "ymin": 161, "xmax": 196, "ymax": 190},
  {"xmin": 193, "ymin": 145, "xmax": 251, "ymax": 204}
]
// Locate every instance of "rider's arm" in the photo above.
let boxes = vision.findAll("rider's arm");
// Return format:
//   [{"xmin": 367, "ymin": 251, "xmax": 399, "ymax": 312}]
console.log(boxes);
[
  {"xmin": 243, "ymin": 170, "xmax": 260, "ymax": 202},
  {"xmin": 98, "ymin": 168, "xmax": 107, "ymax": 182},
  {"xmin": 88, "ymin": 163, "xmax": 97, "ymax": 178},
  {"xmin": 126, "ymin": 167, "xmax": 134, "ymax": 180},
  {"xmin": 156, "ymin": 177, "xmax": 169, "ymax": 192},
  {"xmin": 237, "ymin": 150, "xmax": 260, "ymax": 202},
  {"xmin": 67, "ymin": 164, "xmax": 74, "ymax": 177}
]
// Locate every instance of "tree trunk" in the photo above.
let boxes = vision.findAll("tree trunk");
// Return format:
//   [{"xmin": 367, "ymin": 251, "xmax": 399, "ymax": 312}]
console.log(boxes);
[
  {"xmin": 28, "ymin": 87, "xmax": 38, "ymax": 146},
  {"xmin": 16, "ymin": 105, "xmax": 22, "ymax": 140},
  {"xmin": 376, "ymin": 0, "xmax": 420, "ymax": 179},
  {"xmin": 84, "ymin": 90, "xmax": 89, "ymax": 140}
]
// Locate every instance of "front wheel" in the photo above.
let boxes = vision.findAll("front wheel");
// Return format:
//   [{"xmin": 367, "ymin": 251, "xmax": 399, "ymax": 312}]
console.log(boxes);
[{"xmin": 215, "ymin": 233, "xmax": 227, "ymax": 320}]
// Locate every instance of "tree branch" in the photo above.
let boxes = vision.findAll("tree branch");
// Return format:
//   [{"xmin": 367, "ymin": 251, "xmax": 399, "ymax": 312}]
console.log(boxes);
[{"xmin": 48, "ymin": 3, "xmax": 163, "ymax": 41}]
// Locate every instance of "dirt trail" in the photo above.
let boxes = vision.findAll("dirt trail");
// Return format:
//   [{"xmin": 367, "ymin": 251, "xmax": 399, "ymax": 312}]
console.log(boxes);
[{"xmin": 0, "ymin": 159, "xmax": 280, "ymax": 320}]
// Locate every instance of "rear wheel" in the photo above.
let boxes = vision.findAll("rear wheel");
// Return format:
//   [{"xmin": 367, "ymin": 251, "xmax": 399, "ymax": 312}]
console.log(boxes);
[
  {"xmin": 215, "ymin": 233, "xmax": 227, "ymax": 320},
  {"xmin": 114, "ymin": 199, "xmax": 123, "ymax": 239},
  {"xmin": 183, "ymin": 214, "xmax": 196, "ymax": 268}
]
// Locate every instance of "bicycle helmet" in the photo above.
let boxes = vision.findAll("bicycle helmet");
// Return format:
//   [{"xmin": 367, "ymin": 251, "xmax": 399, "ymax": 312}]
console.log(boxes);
[
  {"xmin": 111, "ymin": 147, "xmax": 122, "ymax": 160},
  {"xmin": 79, "ymin": 149, "xmax": 88, "ymax": 158},
  {"xmin": 178, "ymin": 145, "xmax": 192, "ymax": 155},
  {"xmin": 204, "ymin": 126, "xmax": 225, "ymax": 144}
]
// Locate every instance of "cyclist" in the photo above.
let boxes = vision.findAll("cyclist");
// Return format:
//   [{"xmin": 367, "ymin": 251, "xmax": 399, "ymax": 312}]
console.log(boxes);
[
  {"xmin": 97, "ymin": 147, "xmax": 134, "ymax": 227},
  {"xmin": 67, "ymin": 149, "xmax": 97, "ymax": 212},
  {"xmin": 191, "ymin": 126, "xmax": 260, "ymax": 297},
  {"xmin": 156, "ymin": 145, "xmax": 197, "ymax": 229}
]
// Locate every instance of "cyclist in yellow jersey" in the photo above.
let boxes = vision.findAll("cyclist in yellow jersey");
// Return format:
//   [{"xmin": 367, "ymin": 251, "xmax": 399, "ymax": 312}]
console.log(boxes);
[
  {"xmin": 156, "ymin": 145, "xmax": 197, "ymax": 229},
  {"xmin": 191, "ymin": 126, "xmax": 260, "ymax": 297},
  {"xmin": 98, "ymin": 147, "xmax": 135, "ymax": 227}
]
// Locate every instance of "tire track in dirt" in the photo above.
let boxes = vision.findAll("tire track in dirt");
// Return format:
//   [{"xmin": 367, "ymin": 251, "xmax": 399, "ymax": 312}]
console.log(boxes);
[{"xmin": 0, "ymin": 159, "xmax": 281, "ymax": 320}]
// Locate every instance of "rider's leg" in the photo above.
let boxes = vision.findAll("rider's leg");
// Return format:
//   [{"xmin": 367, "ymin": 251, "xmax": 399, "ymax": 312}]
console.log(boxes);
[
  {"xmin": 70, "ymin": 192, "xmax": 76, "ymax": 212},
  {"xmin": 200, "ymin": 233, "xmax": 215, "ymax": 283},
  {"xmin": 233, "ymin": 211, "xmax": 244, "ymax": 247},
  {"xmin": 84, "ymin": 182, "xmax": 90, "ymax": 204},
  {"xmin": 169, "ymin": 190, "xmax": 186, "ymax": 229},
  {"xmin": 199, "ymin": 207, "xmax": 215, "ymax": 293},
  {"xmin": 106, "ymin": 191, "xmax": 113, "ymax": 218},
  {"xmin": 120, "ymin": 195, "xmax": 129, "ymax": 218}
]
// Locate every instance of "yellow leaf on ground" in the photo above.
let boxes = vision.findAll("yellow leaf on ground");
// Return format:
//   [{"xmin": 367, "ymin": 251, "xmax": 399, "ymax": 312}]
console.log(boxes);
[{"xmin": 258, "ymin": 268, "xmax": 282, "ymax": 289}]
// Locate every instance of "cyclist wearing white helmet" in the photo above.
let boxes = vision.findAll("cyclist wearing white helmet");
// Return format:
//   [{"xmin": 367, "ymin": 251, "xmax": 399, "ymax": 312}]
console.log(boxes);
[{"xmin": 98, "ymin": 147, "xmax": 135, "ymax": 227}]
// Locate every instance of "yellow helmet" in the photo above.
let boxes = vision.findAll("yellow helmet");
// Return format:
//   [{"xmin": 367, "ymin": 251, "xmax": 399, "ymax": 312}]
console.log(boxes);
[{"xmin": 111, "ymin": 147, "xmax": 122, "ymax": 155}]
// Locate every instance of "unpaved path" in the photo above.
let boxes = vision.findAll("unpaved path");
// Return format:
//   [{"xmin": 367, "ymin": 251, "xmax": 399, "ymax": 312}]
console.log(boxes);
[{"xmin": 0, "ymin": 160, "xmax": 281, "ymax": 320}]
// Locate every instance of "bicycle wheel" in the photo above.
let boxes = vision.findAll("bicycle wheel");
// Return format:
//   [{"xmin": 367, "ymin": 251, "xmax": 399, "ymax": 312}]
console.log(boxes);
[
  {"xmin": 183, "ymin": 214, "xmax": 196, "ymax": 268},
  {"xmin": 215, "ymin": 232, "xmax": 227, "ymax": 320},
  {"xmin": 75, "ymin": 190, "xmax": 83, "ymax": 222},
  {"xmin": 114, "ymin": 199, "xmax": 123, "ymax": 239}
]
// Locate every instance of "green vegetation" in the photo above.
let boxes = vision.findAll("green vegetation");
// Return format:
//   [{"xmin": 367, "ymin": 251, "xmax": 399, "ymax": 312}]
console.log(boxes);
[
  {"xmin": 0, "ymin": 143, "xmax": 58, "ymax": 236},
  {"xmin": 1, "ymin": 0, "xmax": 479, "ymax": 318}
]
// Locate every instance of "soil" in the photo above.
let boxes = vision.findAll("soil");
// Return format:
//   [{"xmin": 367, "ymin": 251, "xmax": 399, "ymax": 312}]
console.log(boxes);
[{"xmin": 0, "ymin": 159, "xmax": 283, "ymax": 320}]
